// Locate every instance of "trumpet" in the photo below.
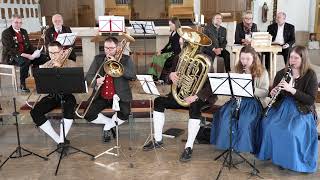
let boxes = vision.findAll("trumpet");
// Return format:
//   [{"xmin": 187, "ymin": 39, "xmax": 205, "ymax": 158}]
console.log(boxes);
[
  {"xmin": 75, "ymin": 33, "xmax": 135, "ymax": 118},
  {"xmin": 264, "ymin": 66, "xmax": 292, "ymax": 117}
]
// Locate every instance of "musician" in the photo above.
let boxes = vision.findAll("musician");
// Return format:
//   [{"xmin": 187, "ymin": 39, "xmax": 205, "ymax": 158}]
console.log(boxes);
[
  {"xmin": 1, "ymin": 14, "xmax": 48, "ymax": 92},
  {"xmin": 256, "ymin": 46, "xmax": 318, "ymax": 173},
  {"xmin": 234, "ymin": 11, "xmax": 258, "ymax": 45},
  {"xmin": 210, "ymin": 46, "xmax": 269, "ymax": 153},
  {"xmin": 143, "ymin": 51, "xmax": 218, "ymax": 162},
  {"xmin": 45, "ymin": 14, "xmax": 77, "ymax": 61},
  {"xmin": 30, "ymin": 41, "xmax": 77, "ymax": 150},
  {"xmin": 265, "ymin": 12, "xmax": 295, "ymax": 70},
  {"xmin": 148, "ymin": 17, "xmax": 183, "ymax": 81},
  {"xmin": 202, "ymin": 13, "xmax": 231, "ymax": 72},
  {"xmin": 84, "ymin": 37, "xmax": 136, "ymax": 142}
]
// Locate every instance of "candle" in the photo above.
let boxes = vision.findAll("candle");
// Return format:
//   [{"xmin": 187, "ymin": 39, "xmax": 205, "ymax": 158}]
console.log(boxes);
[
  {"xmin": 200, "ymin": 14, "xmax": 204, "ymax": 25},
  {"xmin": 195, "ymin": 14, "xmax": 199, "ymax": 23},
  {"xmin": 42, "ymin": 16, "xmax": 46, "ymax": 27}
]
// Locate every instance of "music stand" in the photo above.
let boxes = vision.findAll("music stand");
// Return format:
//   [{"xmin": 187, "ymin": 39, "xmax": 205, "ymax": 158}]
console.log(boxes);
[
  {"xmin": 33, "ymin": 67, "xmax": 94, "ymax": 176},
  {"xmin": 0, "ymin": 97, "xmax": 48, "ymax": 170},
  {"xmin": 130, "ymin": 21, "xmax": 156, "ymax": 73},
  {"xmin": 208, "ymin": 72, "xmax": 261, "ymax": 180}
]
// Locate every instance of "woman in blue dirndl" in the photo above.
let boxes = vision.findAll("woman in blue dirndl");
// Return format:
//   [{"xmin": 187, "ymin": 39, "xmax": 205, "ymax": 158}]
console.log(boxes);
[
  {"xmin": 210, "ymin": 46, "xmax": 269, "ymax": 153},
  {"xmin": 256, "ymin": 46, "xmax": 318, "ymax": 173}
]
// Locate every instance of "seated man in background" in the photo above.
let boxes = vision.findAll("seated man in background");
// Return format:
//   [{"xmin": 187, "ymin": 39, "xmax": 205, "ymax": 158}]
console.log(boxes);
[
  {"xmin": 1, "ymin": 14, "xmax": 48, "ymax": 92},
  {"xmin": 202, "ymin": 13, "xmax": 231, "ymax": 72}
]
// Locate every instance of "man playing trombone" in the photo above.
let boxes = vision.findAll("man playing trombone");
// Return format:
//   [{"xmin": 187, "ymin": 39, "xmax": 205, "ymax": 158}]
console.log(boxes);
[
  {"xmin": 30, "ymin": 41, "xmax": 77, "ymax": 151},
  {"xmin": 82, "ymin": 36, "xmax": 136, "ymax": 142}
]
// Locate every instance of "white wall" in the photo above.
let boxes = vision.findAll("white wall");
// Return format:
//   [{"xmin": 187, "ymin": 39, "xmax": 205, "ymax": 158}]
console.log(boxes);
[
  {"xmin": 252, "ymin": 0, "xmax": 274, "ymax": 32},
  {"xmin": 277, "ymin": 0, "xmax": 310, "ymax": 31},
  {"xmin": 194, "ymin": 0, "xmax": 201, "ymax": 18},
  {"xmin": 309, "ymin": 0, "xmax": 317, "ymax": 32}
]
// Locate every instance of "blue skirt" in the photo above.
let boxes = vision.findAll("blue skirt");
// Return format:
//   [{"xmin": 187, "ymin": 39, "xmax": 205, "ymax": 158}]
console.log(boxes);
[
  {"xmin": 256, "ymin": 97, "xmax": 318, "ymax": 173},
  {"xmin": 210, "ymin": 98, "xmax": 262, "ymax": 153}
]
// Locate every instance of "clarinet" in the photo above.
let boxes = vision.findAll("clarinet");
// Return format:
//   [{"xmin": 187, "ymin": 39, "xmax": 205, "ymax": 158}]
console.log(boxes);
[{"xmin": 264, "ymin": 66, "xmax": 292, "ymax": 117}]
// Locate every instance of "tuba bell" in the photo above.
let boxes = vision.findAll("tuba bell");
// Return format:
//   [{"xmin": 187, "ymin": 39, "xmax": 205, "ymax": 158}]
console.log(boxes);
[{"xmin": 172, "ymin": 28, "xmax": 212, "ymax": 107}]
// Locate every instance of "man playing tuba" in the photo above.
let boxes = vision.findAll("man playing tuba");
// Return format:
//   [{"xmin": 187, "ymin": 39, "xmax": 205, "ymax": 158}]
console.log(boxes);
[
  {"xmin": 82, "ymin": 36, "xmax": 136, "ymax": 143},
  {"xmin": 30, "ymin": 41, "xmax": 78, "ymax": 152},
  {"xmin": 143, "ymin": 29, "xmax": 218, "ymax": 162}
]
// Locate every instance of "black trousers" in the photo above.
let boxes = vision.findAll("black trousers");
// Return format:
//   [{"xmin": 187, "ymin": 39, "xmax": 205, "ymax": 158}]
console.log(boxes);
[
  {"xmin": 10, "ymin": 54, "xmax": 48, "ymax": 85},
  {"xmin": 84, "ymin": 95, "xmax": 131, "ymax": 122},
  {"xmin": 154, "ymin": 93, "xmax": 209, "ymax": 119},
  {"xmin": 264, "ymin": 48, "xmax": 290, "ymax": 70},
  {"xmin": 30, "ymin": 94, "xmax": 76, "ymax": 126},
  {"xmin": 203, "ymin": 49, "xmax": 231, "ymax": 72}
]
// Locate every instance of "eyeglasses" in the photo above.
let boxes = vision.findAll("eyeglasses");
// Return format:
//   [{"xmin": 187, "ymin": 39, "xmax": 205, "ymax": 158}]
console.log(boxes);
[
  {"xmin": 49, "ymin": 50, "xmax": 61, "ymax": 55},
  {"xmin": 104, "ymin": 46, "xmax": 117, "ymax": 50},
  {"xmin": 244, "ymin": 17, "xmax": 253, "ymax": 20}
]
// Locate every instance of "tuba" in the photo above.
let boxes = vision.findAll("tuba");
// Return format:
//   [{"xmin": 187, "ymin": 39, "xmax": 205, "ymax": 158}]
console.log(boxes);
[
  {"xmin": 172, "ymin": 28, "xmax": 212, "ymax": 107},
  {"xmin": 75, "ymin": 33, "xmax": 135, "ymax": 118}
]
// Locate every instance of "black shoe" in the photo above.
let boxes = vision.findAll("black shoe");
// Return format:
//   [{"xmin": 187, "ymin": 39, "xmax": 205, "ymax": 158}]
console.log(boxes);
[
  {"xmin": 103, "ymin": 130, "xmax": 112, "ymax": 143},
  {"xmin": 20, "ymin": 84, "xmax": 30, "ymax": 93},
  {"xmin": 57, "ymin": 139, "xmax": 70, "ymax": 153},
  {"xmin": 179, "ymin": 147, "xmax": 193, "ymax": 162},
  {"xmin": 142, "ymin": 139, "xmax": 163, "ymax": 151}
]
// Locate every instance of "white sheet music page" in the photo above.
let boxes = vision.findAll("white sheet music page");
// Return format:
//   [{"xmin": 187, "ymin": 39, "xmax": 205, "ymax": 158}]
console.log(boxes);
[
  {"xmin": 56, "ymin": 33, "xmax": 77, "ymax": 46},
  {"xmin": 99, "ymin": 16, "xmax": 125, "ymax": 32},
  {"xmin": 136, "ymin": 75, "xmax": 160, "ymax": 95}
]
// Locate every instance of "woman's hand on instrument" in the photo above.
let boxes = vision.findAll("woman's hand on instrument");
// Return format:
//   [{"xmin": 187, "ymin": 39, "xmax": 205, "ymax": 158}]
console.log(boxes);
[
  {"xmin": 278, "ymin": 80, "xmax": 296, "ymax": 95},
  {"xmin": 184, "ymin": 95, "xmax": 198, "ymax": 104},
  {"xmin": 169, "ymin": 72, "xmax": 178, "ymax": 84},
  {"xmin": 157, "ymin": 51, "xmax": 161, "ymax": 56},
  {"xmin": 270, "ymin": 86, "xmax": 279, "ymax": 97},
  {"xmin": 96, "ymin": 77, "xmax": 105, "ymax": 87}
]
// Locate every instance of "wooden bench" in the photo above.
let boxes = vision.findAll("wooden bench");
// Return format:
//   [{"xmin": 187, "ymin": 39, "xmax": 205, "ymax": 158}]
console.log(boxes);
[{"xmin": 168, "ymin": 5, "xmax": 194, "ymax": 19}]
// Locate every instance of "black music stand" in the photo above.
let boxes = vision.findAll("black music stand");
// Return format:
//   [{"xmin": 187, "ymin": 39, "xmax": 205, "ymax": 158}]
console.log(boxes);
[
  {"xmin": 130, "ymin": 21, "xmax": 156, "ymax": 73},
  {"xmin": 33, "ymin": 67, "xmax": 94, "ymax": 176},
  {"xmin": 208, "ymin": 72, "xmax": 261, "ymax": 180},
  {"xmin": 0, "ymin": 97, "xmax": 48, "ymax": 170}
]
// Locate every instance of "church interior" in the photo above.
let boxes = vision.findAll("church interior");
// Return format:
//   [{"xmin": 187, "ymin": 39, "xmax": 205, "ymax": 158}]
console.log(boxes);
[{"xmin": 0, "ymin": 0, "xmax": 320, "ymax": 179}]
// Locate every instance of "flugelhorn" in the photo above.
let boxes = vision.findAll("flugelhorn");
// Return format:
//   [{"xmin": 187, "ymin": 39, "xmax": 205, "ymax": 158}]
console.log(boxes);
[
  {"xmin": 25, "ymin": 47, "xmax": 73, "ymax": 109},
  {"xmin": 264, "ymin": 66, "xmax": 292, "ymax": 117},
  {"xmin": 75, "ymin": 33, "xmax": 135, "ymax": 118}
]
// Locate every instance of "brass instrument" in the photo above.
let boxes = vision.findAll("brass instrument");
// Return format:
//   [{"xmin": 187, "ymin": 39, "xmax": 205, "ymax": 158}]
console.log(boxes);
[
  {"xmin": 25, "ymin": 47, "xmax": 73, "ymax": 108},
  {"xmin": 172, "ymin": 28, "xmax": 212, "ymax": 107},
  {"xmin": 37, "ymin": 25, "xmax": 49, "ymax": 52},
  {"xmin": 75, "ymin": 33, "xmax": 135, "ymax": 118},
  {"xmin": 264, "ymin": 66, "xmax": 292, "ymax": 117}
]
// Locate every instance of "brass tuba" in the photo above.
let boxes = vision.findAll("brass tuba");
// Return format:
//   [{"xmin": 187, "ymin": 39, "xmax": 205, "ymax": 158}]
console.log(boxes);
[
  {"xmin": 172, "ymin": 28, "xmax": 212, "ymax": 107},
  {"xmin": 75, "ymin": 33, "xmax": 135, "ymax": 118}
]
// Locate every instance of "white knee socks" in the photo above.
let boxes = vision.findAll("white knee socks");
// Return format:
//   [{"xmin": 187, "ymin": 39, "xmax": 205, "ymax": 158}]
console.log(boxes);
[
  {"xmin": 39, "ymin": 120, "xmax": 60, "ymax": 144},
  {"xmin": 91, "ymin": 113, "xmax": 116, "ymax": 131},
  {"xmin": 153, "ymin": 111, "xmax": 165, "ymax": 142},
  {"xmin": 185, "ymin": 119, "xmax": 201, "ymax": 149},
  {"xmin": 59, "ymin": 118, "xmax": 73, "ymax": 143}
]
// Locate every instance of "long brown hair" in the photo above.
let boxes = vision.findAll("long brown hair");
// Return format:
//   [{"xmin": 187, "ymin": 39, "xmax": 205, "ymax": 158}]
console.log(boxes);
[
  {"xmin": 170, "ymin": 17, "xmax": 181, "ymax": 29},
  {"xmin": 286, "ymin": 45, "xmax": 311, "ymax": 77},
  {"xmin": 235, "ymin": 46, "xmax": 264, "ymax": 78}
]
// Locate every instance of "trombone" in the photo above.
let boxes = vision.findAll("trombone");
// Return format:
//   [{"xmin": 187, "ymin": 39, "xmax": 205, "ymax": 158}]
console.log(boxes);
[{"xmin": 75, "ymin": 33, "xmax": 135, "ymax": 119}]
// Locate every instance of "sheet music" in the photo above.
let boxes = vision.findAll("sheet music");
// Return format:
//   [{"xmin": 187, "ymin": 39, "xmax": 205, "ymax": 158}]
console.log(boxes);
[
  {"xmin": 56, "ymin": 33, "xmax": 77, "ymax": 46},
  {"xmin": 136, "ymin": 75, "xmax": 160, "ymax": 95},
  {"xmin": 129, "ymin": 21, "xmax": 156, "ymax": 34},
  {"xmin": 99, "ymin": 16, "xmax": 125, "ymax": 32},
  {"xmin": 208, "ymin": 73, "xmax": 253, "ymax": 97}
]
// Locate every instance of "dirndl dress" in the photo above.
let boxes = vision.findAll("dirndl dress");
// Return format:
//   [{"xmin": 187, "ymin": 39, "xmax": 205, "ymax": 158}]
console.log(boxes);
[
  {"xmin": 256, "ymin": 97, "xmax": 318, "ymax": 173},
  {"xmin": 210, "ymin": 97, "xmax": 262, "ymax": 153}
]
